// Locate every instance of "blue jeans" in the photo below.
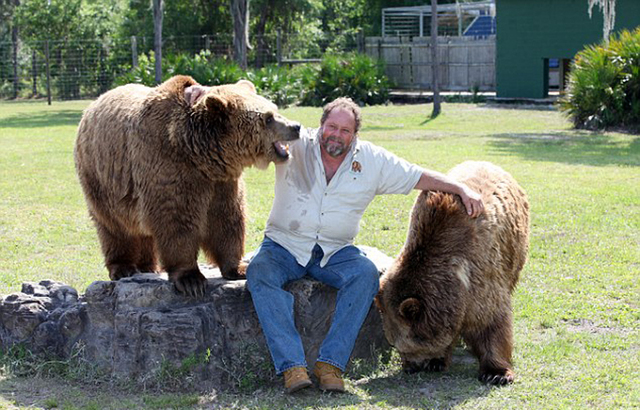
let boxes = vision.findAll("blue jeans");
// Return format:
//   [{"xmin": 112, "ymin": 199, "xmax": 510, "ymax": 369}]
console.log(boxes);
[{"xmin": 246, "ymin": 236, "xmax": 380, "ymax": 374}]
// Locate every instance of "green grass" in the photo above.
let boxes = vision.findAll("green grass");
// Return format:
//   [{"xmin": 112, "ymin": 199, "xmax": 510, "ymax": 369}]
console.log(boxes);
[{"xmin": 0, "ymin": 100, "xmax": 639, "ymax": 409}]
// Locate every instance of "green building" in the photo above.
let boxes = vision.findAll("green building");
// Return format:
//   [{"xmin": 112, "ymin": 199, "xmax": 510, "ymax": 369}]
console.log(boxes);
[{"xmin": 496, "ymin": 0, "xmax": 640, "ymax": 99}]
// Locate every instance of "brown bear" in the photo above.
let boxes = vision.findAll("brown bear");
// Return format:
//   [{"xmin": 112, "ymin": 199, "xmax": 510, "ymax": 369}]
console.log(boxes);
[
  {"xmin": 375, "ymin": 161, "xmax": 529, "ymax": 385},
  {"xmin": 74, "ymin": 75, "xmax": 300, "ymax": 297}
]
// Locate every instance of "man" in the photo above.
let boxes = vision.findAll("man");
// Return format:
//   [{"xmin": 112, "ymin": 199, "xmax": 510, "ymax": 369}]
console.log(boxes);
[{"xmin": 186, "ymin": 88, "xmax": 483, "ymax": 393}]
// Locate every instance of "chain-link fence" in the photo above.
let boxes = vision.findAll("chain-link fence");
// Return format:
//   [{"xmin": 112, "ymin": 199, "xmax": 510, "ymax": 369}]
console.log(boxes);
[{"xmin": 0, "ymin": 32, "xmax": 363, "ymax": 101}]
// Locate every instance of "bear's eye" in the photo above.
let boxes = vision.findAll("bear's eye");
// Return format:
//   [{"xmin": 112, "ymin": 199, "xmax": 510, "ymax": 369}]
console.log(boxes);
[{"xmin": 265, "ymin": 114, "xmax": 274, "ymax": 124}]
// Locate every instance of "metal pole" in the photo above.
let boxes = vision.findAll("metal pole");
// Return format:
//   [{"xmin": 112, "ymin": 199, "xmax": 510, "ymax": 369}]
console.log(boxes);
[
  {"xmin": 32, "ymin": 48, "xmax": 37, "ymax": 96},
  {"xmin": 12, "ymin": 35, "xmax": 18, "ymax": 99},
  {"xmin": 457, "ymin": 1, "xmax": 463, "ymax": 37},
  {"xmin": 431, "ymin": 0, "xmax": 441, "ymax": 117},
  {"xmin": 45, "ymin": 40, "xmax": 51, "ymax": 105},
  {"xmin": 131, "ymin": 36, "xmax": 138, "ymax": 68},
  {"xmin": 276, "ymin": 29, "xmax": 282, "ymax": 66}
]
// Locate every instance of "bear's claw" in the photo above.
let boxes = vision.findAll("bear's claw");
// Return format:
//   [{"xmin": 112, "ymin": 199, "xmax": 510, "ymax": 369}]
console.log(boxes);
[
  {"xmin": 109, "ymin": 264, "xmax": 138, "ymax": 281},
  {"xmin": 172, "ymin": 268, "xmax": 207, "ymax": 298},
  {"xmin": 479, "ymin": 369, "xmax": 514, "ymax": 386},
  {"xmin": 221, "ymin": 262, "xmax": 248, "ymax": 280},
  {"xmin": 425, "ymin": 358, "xmax": 446, "ymax": 372}
]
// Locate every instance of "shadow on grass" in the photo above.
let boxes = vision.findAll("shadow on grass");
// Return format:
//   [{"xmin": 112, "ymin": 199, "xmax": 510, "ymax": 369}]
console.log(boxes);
[
  {"xmin": 356, "ymin": 372, "xmax": 491, "ymax": 408},
  {"xmin": 489, "ymin": 132, "xmax": 640, "ymax": 167},
  {"xmin": 345, "ymin": 347, "xmax": 491, "ymax": 408},
  {"xmin": 0, "ymin": 110, "xmax": 83, "ymax": 129}
]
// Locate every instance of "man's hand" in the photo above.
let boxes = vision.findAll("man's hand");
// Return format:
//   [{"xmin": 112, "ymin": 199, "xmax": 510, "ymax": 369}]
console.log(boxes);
[
  {"xmin": 459, "ymin": 187, "xmax": 484, "ymax": 218},
  {"xmin": 414, "ymin": 171, "xmax": 485, "ymax": 217},
  {"xmin": 185, "ymin": 85, "xmax": 209, "ymax": 106}
]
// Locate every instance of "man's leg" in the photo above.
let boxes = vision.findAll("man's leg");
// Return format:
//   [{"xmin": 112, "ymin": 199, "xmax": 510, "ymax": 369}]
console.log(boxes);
[
  {"xmin": 246, "ymin": 237, "xmax": 307, "ymax": 375},
  {"xmin": 308, "ymin": 246, "xmax": 380, "ymax": 372}
]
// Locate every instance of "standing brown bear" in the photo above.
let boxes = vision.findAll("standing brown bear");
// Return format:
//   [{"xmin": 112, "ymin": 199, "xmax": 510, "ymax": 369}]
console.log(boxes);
[
  {"xmin": 375, "ymin": 161, "xmax": 529, "ymax": 385},
  {"xmin": 75, "ymin": 75, "xmax": 300, "ymax": 297}
]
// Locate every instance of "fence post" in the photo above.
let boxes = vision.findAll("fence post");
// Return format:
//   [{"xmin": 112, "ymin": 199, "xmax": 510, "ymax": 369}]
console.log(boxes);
[
  {"xmin": 45, "ymin": 40, "xmax": 51, "ymax": 105},
  {"xmin": 276, "ymin": 29, "xmax": 282, "ymax": 66},
  {"xmin": 31, "ymin": 49, "xmax": 38, "ymax": 97},
  {"xmin": 131, "ymin": 36, "xmax": 138, "ymax": 68},
  {"xmin": 357, "ymin": 30, "xmax": 364, "ymax": 53},
  {"xmin": 12, "ymin": 39, "xmax": 18, "ymax": 99},
  {"xmin": 204, "ymin": 34, "xmax": 210, "ymax": 52}
]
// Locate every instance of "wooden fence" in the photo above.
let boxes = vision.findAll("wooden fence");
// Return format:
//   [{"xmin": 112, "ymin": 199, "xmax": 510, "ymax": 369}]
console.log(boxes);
[{"xmin": 365, "ymin": 36, "xmax": 496, "ymax": 91}]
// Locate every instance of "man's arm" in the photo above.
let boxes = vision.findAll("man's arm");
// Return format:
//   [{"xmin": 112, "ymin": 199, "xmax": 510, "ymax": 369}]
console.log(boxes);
[{"xmin": 414, "ymin": 170, "xmax": 484, "ymax": 218}]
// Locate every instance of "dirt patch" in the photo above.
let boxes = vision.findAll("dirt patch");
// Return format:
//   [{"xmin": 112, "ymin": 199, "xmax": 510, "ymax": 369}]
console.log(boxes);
[{"xmin": 563, "ymin": 318, "xmax": 627, "ymax": 335}]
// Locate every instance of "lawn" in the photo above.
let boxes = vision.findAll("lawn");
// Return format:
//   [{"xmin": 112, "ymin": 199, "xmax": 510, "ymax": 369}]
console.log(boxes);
[{"xmin": 0, "ymin": 100, "xmax": 638, "ymax": 409}]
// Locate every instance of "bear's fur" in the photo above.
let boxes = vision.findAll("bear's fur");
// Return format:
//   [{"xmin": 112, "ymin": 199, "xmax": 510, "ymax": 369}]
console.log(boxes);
[
  {"xmin": 375, "ymin": 161, "xmax": 529, "ymax": 385},
  {"xmin": 75, "ymin": 75, "xmax": 300, "ymax": 297}
]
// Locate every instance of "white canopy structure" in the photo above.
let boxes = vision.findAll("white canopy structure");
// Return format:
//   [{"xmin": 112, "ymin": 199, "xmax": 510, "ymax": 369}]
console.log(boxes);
[{"xmin": 382, "ymin": 0, "xmax": 496, "ymax": 38}]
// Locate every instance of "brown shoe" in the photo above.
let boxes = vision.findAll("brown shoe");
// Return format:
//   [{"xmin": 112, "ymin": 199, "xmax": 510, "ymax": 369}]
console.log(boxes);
[
  {"xmin": 283, "ymin": 367, "xmax": 312, "ymax": 394},
  {"xmin": 313, "ymin": 362, "xmax": 345, "ymax": 392}
]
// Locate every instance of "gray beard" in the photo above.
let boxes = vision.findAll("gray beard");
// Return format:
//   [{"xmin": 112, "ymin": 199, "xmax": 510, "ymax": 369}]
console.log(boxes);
[{"xmin": 322, "ymin": 136, "xmax": 350, "ymax": 157}]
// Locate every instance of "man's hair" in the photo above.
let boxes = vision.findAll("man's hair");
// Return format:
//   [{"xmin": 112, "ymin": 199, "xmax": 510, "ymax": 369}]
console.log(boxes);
[{"xmin": 320, "ymin": 97, "xmax": 362, "ymax": 134}]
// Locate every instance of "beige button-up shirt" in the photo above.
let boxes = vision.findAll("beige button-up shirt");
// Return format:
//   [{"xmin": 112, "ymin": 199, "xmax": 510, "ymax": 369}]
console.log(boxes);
[{"xmin": 265, "ymin": 128, "xmax": 423, "ymax": 267}]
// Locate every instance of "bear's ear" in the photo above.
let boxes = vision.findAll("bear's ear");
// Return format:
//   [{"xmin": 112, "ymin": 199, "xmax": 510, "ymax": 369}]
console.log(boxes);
[
  {"xmin": 373, "ymin": 290, "xmax": 385, "ymax": 313},
  {"xmin": 235, "ymin": 79, "xmax": 256, "ymax": 94},
  {"xmin": 398, "ymin": 298, "xmax": 422, "ymax": 322},
  {"xmin": 205, "ymin": 94, "xmax": 230, "ymax": 116}
]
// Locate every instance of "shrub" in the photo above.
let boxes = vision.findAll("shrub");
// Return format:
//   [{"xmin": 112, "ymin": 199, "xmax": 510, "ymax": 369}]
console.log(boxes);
[
  {"xmin": 115, "ymin": 51, "xmax": 244, "ymax": 87},
  {"xmin": 246, "ymin": 64, "xmax": 304, "ymax": 107},
  {"xmin": 169, "ymin": 51, "xmax": 245, "ymax": 86},
  {"xmin": 561, "ymin": 27, "xmax": 640, "ymax": 131},
  {"xmin": 114, "ymin": 53, "xmax": 162, "ymax": 87},
  {"xmin": 115, "ymin": 51, "xmax": 391, "ymax": 108},
  {"xmin": 300, "ymin": 53, "xmax": 390, "ymax": 107}
]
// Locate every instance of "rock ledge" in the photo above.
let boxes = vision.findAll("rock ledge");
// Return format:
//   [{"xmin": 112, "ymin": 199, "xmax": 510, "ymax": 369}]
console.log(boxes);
[{"xmin": 0, "ymin": 247, "xmax": 392, "ymax": 389}]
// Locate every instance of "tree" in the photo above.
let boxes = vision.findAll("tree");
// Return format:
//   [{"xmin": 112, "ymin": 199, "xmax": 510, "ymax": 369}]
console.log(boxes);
[
  {"xmin": 251, "ymin": 0, "xmax": 323, "ymax": 66},
  {"xmin": 11, "ymin": 0, "xmax": 19, "ymax": 99},
  {"xmin": 231, "ymin": 0, "xmax": 250, "ymax": 69},
  {"xmin": 588, "ymin": 0, "xmax": 616, "ymax": 44},
  {"xmin": 430, "ymin": 0, "xmax": 441, "ymax": 118},
  {"xmin": 153, "ymin": 0, "xmax": 163, "ymax": 83},
  {"xmin": 14, "ymin": 0, "xmax": 82, "ymax": 41}
]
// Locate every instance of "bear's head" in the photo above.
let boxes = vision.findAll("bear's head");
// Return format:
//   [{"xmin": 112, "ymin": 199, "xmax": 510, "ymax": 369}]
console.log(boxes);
[
  {"xmin": 194, "ymin": 80, "xmax": 301, "ymax": 170},
  {"xmin": 375, "ymin": 192, "xmax": 473, "ymax": 373}
]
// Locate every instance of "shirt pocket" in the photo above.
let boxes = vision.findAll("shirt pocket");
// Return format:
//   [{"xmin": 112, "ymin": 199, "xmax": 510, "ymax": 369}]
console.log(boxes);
[{"xmin": 333, "ymin": 174, "xmax": 377, "ymax": 210}]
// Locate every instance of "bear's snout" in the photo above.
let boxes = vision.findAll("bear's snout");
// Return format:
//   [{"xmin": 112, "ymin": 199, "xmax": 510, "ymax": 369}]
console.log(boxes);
[{"xmin": 284, "ymin": 122, "xmax": 301, "ymax": 141}]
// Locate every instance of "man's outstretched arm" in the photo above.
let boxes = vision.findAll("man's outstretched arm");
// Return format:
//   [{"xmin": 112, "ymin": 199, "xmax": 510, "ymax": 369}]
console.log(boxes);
[{"xmin": 414, "ymin": 170, "xmax": 484, "ymax": 217}]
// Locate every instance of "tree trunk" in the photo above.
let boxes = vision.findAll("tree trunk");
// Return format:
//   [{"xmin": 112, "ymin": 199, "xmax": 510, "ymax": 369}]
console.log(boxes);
[
  {"xmin": 11, "ymin": 27, "xmax": 18, "ymax": 99},
  {"xmin": 231, "ymin": 0, "xmax": 250, "ymax": 69},
  {"xmin": 31, "ymin": 48, "xmax": 37, "ymax": 97},
  {"xmin": 153, "ymin": 0, "xmax": 163, "ymax": 84},
  {"xmin": 431, "ymin": 0, "xmax": 441, "ymax": 118},
  {"xmin": 11, "ymin": 0, "xmax": 20, "ymax": 99},
  {"xmin": 254, "ymin": 0, "xmax": 272, "ymax": 68}
]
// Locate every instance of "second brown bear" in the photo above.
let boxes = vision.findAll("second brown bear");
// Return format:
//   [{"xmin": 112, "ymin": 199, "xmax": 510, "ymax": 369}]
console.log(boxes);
[
  {"xmin": 75, "ymin": 76, "xmax": 300, "ymax": 297},
  {"xmin": 375, "ymin": 161, "xmax": 530, "ymax": 385}
]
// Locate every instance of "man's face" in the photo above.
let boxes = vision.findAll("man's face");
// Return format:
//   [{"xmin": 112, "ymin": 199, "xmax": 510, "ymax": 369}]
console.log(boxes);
[{"xmin": 320, "ymin": 108, "xmax": 356, "ymax": 158}]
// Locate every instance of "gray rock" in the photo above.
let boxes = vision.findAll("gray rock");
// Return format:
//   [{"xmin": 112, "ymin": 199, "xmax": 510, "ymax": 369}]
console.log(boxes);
[{"xmin": 0, "ymin": 247, "xmax": 393, "ymax": 390}]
